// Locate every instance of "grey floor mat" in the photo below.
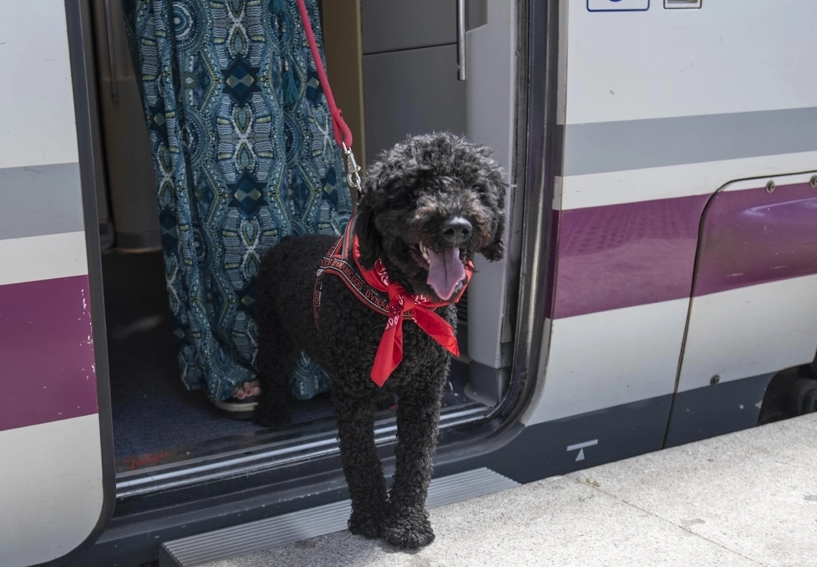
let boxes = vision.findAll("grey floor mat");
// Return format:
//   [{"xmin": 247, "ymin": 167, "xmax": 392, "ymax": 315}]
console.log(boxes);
[{"xmin": 103, "ymin": 251, "xmax": 332, "ymax": 459}]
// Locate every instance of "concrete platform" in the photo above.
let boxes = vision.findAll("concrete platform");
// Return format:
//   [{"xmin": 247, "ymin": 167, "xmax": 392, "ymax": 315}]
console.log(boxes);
[{"xmin": 204, "ymin": 414, "xmax": 817, "ymax": 567}]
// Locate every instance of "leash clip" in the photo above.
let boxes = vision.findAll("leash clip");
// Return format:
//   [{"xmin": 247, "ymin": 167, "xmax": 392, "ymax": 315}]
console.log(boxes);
[{"xmin": 342, "ymin": 143, "xmax": 362, "ymax": 194}]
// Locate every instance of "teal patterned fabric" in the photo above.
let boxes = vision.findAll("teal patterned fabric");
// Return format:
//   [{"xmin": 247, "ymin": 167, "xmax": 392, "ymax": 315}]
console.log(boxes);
[{"xmin": 123, "ymin": 0, "xmax": 350, "ymax": 401}]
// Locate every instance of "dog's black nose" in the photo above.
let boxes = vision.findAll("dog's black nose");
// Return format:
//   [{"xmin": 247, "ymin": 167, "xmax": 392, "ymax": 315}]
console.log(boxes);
[{"xmin": 441, "ymin": 216, "xmax": 472, "ymax": 247}]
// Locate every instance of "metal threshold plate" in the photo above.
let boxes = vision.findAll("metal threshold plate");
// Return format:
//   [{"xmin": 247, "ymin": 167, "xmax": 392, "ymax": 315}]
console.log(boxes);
[{"xmin": 159, "ymin": 467, "xmax": 520, "ymax": 567}]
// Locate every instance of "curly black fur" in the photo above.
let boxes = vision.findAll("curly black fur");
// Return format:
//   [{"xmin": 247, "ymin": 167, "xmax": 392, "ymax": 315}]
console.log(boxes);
[{"xmin": 254, "ymin": 133, "xmax": 508, "ymax": 549}]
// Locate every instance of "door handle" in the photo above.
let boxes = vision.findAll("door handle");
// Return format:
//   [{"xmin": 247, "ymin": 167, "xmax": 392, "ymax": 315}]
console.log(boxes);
[
  {"xmin": 103, "ymin": 0, "xmax": 119, "ymax": 102},
  {"xmin": 457, "ymin": 0, "xmax": 466, "ymax": 81}
]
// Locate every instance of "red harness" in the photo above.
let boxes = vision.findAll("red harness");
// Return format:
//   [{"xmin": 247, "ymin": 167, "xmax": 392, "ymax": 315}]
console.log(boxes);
[{"xmin": 314, "ymin": 217, "xmax": 472, "ymax": 386}]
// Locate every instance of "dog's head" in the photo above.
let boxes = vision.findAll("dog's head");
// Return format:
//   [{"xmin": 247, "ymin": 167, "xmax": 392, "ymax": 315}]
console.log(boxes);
[{"xmin": 355, "ymin": 133, "xmax": 508, "ymax": 303}]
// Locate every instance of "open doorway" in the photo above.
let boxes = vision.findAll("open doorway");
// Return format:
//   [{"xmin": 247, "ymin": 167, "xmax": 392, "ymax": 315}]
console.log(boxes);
[{"xmin": 86, "ymin": 0, "xmax": 518, "ymax": 493}]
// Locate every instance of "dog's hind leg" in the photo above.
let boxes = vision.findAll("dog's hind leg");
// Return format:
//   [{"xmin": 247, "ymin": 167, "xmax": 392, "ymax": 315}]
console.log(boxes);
[
  {"xmin": 333, "ymin": 390, "xmax": 388, "ymax": 538},
  {"xmin": 253, "ymin": 309, "xmax": 296, "ymax": 427},
  {"xmin": 382, "ymin": 383, "xmax": 443, "ymax": 549}
]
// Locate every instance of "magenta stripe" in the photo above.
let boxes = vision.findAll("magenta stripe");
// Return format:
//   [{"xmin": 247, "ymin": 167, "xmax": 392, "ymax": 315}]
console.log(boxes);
[
  {"xmin": 0, "ymin": 276, "xmax": 98, "ymax": 432},
  {"xmin": 553, "ymin": 195, "xmax": 709, "ymax": 319},
  {"xmin": 694, "ymin": 181, "xmax": 817, "ymax": 296}
]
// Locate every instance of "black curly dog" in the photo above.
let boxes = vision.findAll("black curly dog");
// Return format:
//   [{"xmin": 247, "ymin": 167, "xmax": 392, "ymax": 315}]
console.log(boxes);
[{"xmin": 254, "ymin": 133, "xmax": 507, "ymax": 548}]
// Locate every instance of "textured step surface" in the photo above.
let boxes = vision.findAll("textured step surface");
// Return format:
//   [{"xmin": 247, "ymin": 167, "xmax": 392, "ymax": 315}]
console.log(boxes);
[{"xmin": 160, "ymin": 467, "xmax": 520, "ymax": 566}]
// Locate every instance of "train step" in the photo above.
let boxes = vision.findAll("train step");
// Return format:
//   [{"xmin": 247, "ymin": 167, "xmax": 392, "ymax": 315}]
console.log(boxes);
[{"xmin": 158, "ymin": 467, "xmax": 520, "ymax": 567}]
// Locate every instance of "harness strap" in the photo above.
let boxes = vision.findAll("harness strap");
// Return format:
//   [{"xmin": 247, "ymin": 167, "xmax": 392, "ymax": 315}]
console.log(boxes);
[{"xmin": 313, "ymin": 218, "xmax": 414, "ymax": 327}]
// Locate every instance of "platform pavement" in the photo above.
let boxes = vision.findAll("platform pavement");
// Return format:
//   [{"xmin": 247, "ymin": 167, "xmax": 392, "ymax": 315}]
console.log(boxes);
[{"xmin": 204, "ymin": 413, "xmax": 817, "ymax": 567}]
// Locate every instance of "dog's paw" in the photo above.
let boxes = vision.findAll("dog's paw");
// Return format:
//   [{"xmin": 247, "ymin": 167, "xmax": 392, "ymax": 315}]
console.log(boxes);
[
  {"xmin": 382, "ymin": 510, "xmax": 435, "ymax": 549},
  {"xmin": 348, "ymin": 508, "xmax": 385, "ymax": 539}
]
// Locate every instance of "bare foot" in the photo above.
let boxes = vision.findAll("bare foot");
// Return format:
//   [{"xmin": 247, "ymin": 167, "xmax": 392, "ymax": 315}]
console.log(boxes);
[{"xmin": 234, "ymin": 380, "xmax": 261, "ymax": 400}]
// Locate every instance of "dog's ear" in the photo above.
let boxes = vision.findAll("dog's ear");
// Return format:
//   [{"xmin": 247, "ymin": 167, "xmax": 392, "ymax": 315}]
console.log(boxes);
[
  {"xmin": 480, "ymin": 168, "xmax": 509, "ymax": 262},
  {"xmin": 354, "ymin": 206, "xmax": 381, "ymax": 269},
  {"xmin": 354, "ymin": 175, "xmax": 386, "ymax": 270},
  {"xmin": 482, "ymin": 209, "xmax": 505, "ymax": 262}
]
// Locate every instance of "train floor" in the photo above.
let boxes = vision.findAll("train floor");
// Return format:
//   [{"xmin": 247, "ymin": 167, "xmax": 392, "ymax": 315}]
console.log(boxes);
[
  {"xmin": 204, "ymin": 413, "xmax": 817, "ymax": 567},
  {"xmin": 102, "ymin": 250, "xmax": 474, "ymax": 462}
]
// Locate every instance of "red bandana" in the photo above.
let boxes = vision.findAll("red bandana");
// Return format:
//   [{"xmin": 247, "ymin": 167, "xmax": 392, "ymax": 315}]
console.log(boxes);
[{"xmin": 314, "ymin": 219, "xmax": 472, "ymax": 386}]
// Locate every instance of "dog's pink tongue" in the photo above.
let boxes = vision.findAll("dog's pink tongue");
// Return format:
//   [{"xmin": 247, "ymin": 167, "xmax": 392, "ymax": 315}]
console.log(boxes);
[{"xmin": 426, "ymin": 247, "xmax": 465, "ymax": 301}]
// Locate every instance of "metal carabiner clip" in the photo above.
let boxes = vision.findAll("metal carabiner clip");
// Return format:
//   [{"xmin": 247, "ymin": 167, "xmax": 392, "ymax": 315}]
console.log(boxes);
[{"xmin": 342, "ymin": 142, "xmax": 362, "ymax": 193}]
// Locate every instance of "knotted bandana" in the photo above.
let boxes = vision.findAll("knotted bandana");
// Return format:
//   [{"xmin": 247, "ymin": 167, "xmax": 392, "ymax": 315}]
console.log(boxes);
[
  {"xmin": 313, "ymin": 217, "xmax": 471, "ymax": 386},
  {"xmin": 353, "ymin": 242, "xmax": 471, "ymax": 386}
]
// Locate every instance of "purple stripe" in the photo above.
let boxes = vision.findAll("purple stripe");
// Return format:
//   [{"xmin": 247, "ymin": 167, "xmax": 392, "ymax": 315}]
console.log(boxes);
[
  {"xmin": 0, "ymin": 276, "xmax": 98, "ymax": 432},
  {"xmin": 553, "ymin": 195, "xmax": 709, "ymax": 319},
  {"xmin": 695, "ymin": 181, "xmax": 817, "ymax": 296}
]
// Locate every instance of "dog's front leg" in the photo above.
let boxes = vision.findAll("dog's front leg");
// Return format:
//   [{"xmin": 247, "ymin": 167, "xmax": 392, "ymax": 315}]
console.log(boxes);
[
  {"xmin": 333, "ymin": 391, "xmax": 388, "ymax": 539},
  {"xmin": 383, "ymin": 384, "xmax": 443, "ymax": 549}
]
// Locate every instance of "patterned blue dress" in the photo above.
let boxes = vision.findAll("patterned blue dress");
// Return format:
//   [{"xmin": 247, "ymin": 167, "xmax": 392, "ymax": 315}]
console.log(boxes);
[{"xmin": 123, "ymin": 0, "xmax": 349, "ymax": 402}]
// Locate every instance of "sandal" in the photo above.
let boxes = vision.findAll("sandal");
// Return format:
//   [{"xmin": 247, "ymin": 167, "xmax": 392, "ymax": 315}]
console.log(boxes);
[{"xmin": 213, "ymin": 381, "xmax": 261, "ymax": 419}]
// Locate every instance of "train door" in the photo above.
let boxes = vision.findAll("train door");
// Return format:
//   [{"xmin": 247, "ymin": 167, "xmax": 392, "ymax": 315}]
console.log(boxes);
[
  {"xmin": 0, "ymin": 2, "xmax": 114, "ymax": 566},
  {"xmin": 83, "ymin": 0, "xmax": 517, "ymax": 473}
]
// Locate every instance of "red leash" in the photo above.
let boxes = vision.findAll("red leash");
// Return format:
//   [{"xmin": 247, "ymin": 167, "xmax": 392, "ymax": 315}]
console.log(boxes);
[{"xmin": 294, "ymin": 0, "xmax": 361, "ymax": 192}]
